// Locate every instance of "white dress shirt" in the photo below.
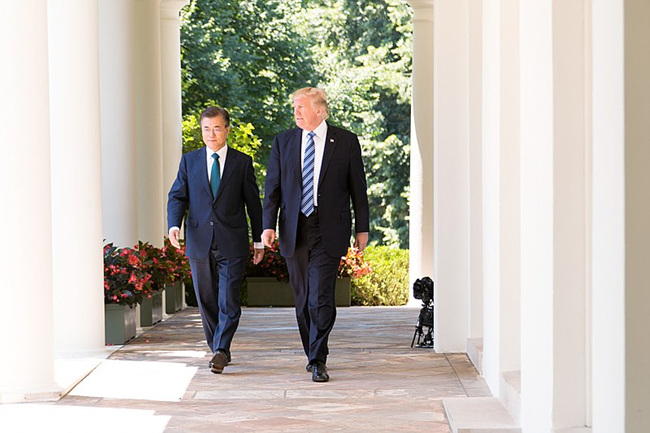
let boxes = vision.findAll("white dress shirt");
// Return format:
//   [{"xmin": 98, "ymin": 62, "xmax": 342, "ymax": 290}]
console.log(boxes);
[
  {"xmin": 207, "ymin": 145, "xmax": 227, "ymax": 182},
  {"xmin": 171, "ymin": 145, "xmax": 263, "ymax": 250},
  {"xmin": 301, "ymin": 119, "xmax": 328, "ymax": 208}
]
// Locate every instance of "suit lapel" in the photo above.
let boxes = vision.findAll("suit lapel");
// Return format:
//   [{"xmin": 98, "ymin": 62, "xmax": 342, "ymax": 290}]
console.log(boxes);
[
  {"xmin": 190, "ymin": 149, "xmax": 212, "ymax": 198},
  {"xmin": 319, "ymin": 123, "xmax": 337, "ymax": 187},
  {"xmin": 288, "ymin": 129, "xmax": 302, "ymax": 180}
]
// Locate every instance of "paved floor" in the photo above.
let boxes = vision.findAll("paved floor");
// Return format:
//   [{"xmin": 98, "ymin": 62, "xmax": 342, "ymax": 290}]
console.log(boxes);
[{"xmin": 6, "ymin": 306, "xmax": 491, "ymax": 433}]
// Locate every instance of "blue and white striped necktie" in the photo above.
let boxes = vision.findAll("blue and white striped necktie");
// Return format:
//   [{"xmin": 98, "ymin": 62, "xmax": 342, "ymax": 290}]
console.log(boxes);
[{"xmin": 300, "ymin": 131, "xmax": 316, "ymax": 216}]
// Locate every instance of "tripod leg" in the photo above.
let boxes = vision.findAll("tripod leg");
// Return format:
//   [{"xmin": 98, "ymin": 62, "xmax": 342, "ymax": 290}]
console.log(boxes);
[{"xmin": 411, "ymin": 322, "xmax": 420, "ymax": 347}]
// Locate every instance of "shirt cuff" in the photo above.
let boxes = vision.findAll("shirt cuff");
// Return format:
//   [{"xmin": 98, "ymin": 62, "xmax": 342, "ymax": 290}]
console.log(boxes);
[
  {"xmin": 169, "ymin": 227, "xmax": 180, "ymax": 235},
  {"xmin": 253, "ymin": 242, "xmax": 264, "ymax": 249}
]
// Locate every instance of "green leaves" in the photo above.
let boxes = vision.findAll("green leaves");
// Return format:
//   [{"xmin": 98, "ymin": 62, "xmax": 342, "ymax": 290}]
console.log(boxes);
[{"xmin": 181, "ymin": 0, "xmax": 412, "ymax": 248}]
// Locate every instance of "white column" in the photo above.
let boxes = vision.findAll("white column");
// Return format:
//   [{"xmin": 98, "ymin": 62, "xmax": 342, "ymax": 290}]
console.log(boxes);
[
  {"xmin": 520, "ymin": 0, "xmax": 590, "ymax": 430},
  {"xmin": 160, "ymin": 0, "xmax": 189, "ymax": 227},
  {"xmin": 433, "ymin": 0, "xmax": 470, "ymax": 352},
  {"xmin": 481, "ymin": 0, "xmax": 521, "ymax": 396},
  {"xmin": 497, "ymin": 0, "xmax": 521, "ymax": 379},
  {"xmin": 407, "ymin": 0, "xmax": 435, "ymax": 297},
  {"xmin": 468, "ymin": 0, "xmax": 484, "ymax": 342},
  {"xmin": 0, "ymin": 0, "xmax": 60, "ymax": 402},
  {"xmin": 519, "ymin": 0, "xmax": 554, "ymax": 430},
  {"xmin": 551, "ymin": 0, "xmax": 588, "ymax": 428},
  {"xmin": 99, "ymin": 0, "xmax": 138, "ymax": 248},
  {"xmin": 48, "ymin": 0, "xmax": 105, "ymax": 355},
  {"xmin": 623, "ymin": 1, "xmax": 650, "ymax": 431},
  {"xmin": 481, "ymin": 0, "xmax": 502, "ymax": 393},
  {"xmin": 135, "ymin": 0, "xmax": 165, "ymax": 246},
  {"xmin": 591, "ymin": 3, "xmax": 625, "ymax": 432}
]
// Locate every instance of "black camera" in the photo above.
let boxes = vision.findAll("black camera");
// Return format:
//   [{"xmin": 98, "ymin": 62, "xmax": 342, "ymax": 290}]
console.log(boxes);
[
  {"xmin": 411, "ymin": 276, "xmax": 434, "ymax": 348},
  {"xmin": 412, "ymin": 276, "xmax": 433, "ymax": 304}
]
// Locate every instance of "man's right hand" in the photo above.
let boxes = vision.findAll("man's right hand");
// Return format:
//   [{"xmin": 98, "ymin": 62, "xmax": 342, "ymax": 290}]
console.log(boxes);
[
  {"xmin": 261, "ymin": 229, "xmax": 276, "ymax": 248},
  {"xmin": 169, "ymin": 228, "xmax": 181, "ymax": 249}
]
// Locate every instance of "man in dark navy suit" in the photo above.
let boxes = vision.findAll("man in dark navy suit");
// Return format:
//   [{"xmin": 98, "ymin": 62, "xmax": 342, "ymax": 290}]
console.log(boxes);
[
  {"xmin": 262, "ymin": 87, "xmax": 369, "ymax": 382},
  {"xmin": 168, "ymin": 106, "xmax": 264, "ymax": 374}
]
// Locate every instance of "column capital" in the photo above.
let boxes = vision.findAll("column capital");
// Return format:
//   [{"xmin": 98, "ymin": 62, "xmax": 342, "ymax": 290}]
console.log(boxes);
[
  {"xmin": 406, "ymin": 0, "xmax": 434, "ymax": 11},
  {"xmin": 407, "ymin": 0, "xmax": 434, "ymax": 23},
  {"xmin": 160, "ymin": 0, "xmax": 189, "ymax": 19}
]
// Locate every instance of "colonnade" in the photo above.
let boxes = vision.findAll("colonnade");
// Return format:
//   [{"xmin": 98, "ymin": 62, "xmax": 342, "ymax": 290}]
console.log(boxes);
[
  {"xmin": 408, "ymin": 0, "xmax": 649, "ymax": 431},
  {"xmin": 0, "ymin": 0, "xmax": 188, "ymax": 403},
  {"xmin": 1, "ymin": 1, "xmax": 648, "ymax": 430}
]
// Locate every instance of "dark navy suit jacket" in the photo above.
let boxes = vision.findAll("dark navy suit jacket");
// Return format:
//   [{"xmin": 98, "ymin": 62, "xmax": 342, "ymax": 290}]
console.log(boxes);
[
  {"xmin": 263, "ymin": 123, "xmax": 369, "ymax": 258},
  {"xmin": 168, "ymin": 146, "xmax": 263, "ymax": 259}
]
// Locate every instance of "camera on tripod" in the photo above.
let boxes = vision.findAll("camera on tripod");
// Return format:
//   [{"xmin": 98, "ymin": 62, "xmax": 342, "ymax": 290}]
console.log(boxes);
[{"xmin": 411, "ymin": 276, "xmax": 434, "ymax": 348}]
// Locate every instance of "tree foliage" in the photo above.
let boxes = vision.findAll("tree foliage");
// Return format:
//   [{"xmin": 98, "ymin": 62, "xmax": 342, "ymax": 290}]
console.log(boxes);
[
  {"xmin": 182, "ymin": 101, "xmax": 265, "ymax": 188},
  {"xmin": 180, "ymin": 0, "xmax": 412, "ymax": 248},
  {"xmin": 180, "ymin": 0, "xmax": 318, "ymax": 146}
]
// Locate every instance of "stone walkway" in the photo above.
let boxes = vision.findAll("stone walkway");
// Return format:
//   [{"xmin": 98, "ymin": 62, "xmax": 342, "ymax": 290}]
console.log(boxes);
[{"xmin": 10, "ymin": 306, "xmax": 491, "ymax": 432}]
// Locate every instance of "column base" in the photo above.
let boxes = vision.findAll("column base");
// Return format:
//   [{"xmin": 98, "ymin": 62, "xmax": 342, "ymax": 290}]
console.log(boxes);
[
  {"xmin": 0, "ymin": 386, "xmax": 62, "ymax": 404},
  {"xmin": 443, "ymin": 397, "xmax": 520, "ymax": 433},
  {"xmin": 467, "ymin": 337, "xmax": 483, "ymax": 374}
]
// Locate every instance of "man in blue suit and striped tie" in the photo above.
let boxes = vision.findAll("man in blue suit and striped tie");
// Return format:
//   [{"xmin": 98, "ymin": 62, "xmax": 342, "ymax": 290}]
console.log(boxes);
[
  {"xmin": 168, "ymin": 106, "xmax": 264, "ymax": 374},
  {"xmin": 262, "ymin": 87, "xmax": 370, "ymax": 382}
]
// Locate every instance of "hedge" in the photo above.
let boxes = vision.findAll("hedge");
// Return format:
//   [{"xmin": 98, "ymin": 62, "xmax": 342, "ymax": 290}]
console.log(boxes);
[{"xmin": 351, "ymin": 246, "xmax": 409, "ymax": 306}]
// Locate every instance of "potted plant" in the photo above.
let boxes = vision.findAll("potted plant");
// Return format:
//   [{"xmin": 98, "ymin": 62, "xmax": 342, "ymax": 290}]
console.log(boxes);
[
  {"xmin": 136, "ymin": 241, "xmax": 167, "ymax": 326},
  {"xmin": 245, "ymin": 242, "xmax": 370, "ymax": 307},
  {"xmin": 103, "ymin": 243, "xmax": 153, "ymax": 344},
  {"xmin": 244, "ymin": 239, "xmax": 292, "ymax": 306},
  {"xmin": 162, "ymin": 236, "xmax": 191, "ymax": 313},
  {"xmin": 336, "ymin": 246, "xmax": 372, "ymax": 306}
]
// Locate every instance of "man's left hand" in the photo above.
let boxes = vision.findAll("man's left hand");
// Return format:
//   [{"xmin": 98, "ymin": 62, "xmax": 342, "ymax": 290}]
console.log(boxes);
[
  {"xmin": 354, "ymin": 232, "xmax": 369, "ymax": 252},
  {"xmin": 253, "ymin": 248, "xmax": 265, "ymax": 265}
]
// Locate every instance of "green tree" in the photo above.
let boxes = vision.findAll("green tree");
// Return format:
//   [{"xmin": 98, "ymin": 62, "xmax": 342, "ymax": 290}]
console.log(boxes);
[
  {"xmin": 180, "ymin": 0, "xmax": 319, "ymax": 148},
  {"xmin": 180, "ymin": 0, "xmax": 412, "ymax": 248},
  {"xmin": 182, "ymin": 102, "xmax": 265, "ymax": 189},
  {"xmin": 302, "ymin": 0, "xmax": 412, "ymax": 247}
]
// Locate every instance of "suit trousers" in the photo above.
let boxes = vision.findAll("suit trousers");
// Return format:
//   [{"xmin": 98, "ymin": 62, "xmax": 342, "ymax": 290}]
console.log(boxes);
[
  {"xmin": 285, "ymin": 209, "xmax": 340, "ymax": 365},
  {"xmin": 189, "ymin": 232, "xmax": 246, "ymax": 355}
]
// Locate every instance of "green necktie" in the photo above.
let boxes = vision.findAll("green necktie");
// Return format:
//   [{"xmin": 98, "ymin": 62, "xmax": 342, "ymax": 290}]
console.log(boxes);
[{"xmin": 211, "ymin": 153, "xmax": 220, "ymax": 197}]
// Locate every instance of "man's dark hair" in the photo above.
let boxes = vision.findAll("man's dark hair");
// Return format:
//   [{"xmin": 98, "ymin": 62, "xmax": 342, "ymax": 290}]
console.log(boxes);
[{"xmin": 199, "ymin": 106, "xmax": 230, "ymax": 127}]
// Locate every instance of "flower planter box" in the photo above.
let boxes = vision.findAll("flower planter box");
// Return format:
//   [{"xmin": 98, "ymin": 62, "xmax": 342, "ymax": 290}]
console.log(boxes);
[
  {"xmin": 247, "ymin": 277, "xmax": 351, "ymax": 307},
  {"xmin": 165, "ymin": 280, "xmax": 183, "ymax": 314},
  {"xmin": 247, "ymin": 277, "xmax": 294, "ymax": 306},
  {"xmin": 335, "ymin": 277, "xmax": 351, "ymax": 306},
  {"xmin": 105, "ymin": 303, "xmax": 136, "ymax": 345},
  {"xmin": 140, "ymin": 290, "xmax": 163, "ymax": 326}
]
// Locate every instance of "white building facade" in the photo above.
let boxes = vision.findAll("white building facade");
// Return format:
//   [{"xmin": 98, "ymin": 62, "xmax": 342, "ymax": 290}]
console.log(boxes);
[
  {"xmin": 408, "ymin": 0, "xmax": 649, "ymax": 431},
  {"xmin": 0, "ymin": 0, "xmax": 648, "ymax": 431}
]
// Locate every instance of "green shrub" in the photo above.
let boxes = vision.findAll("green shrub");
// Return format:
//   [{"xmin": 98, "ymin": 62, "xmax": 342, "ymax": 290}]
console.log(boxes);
[{"xmin": 351, "ymin": 246, "xmax": 409, "ymax": 306}]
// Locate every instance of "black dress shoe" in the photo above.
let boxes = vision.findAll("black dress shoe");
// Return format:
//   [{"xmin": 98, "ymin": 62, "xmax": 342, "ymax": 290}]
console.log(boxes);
[
  {"xmin": 311, "ymin": 362, "xmax": 329, "ymax": 382},
  {"xmin": 209, "ymin": 350, "xmax": 228, "ymax": 374},
  {"xmin": 306, "ymin": 363, "xmax": 313, "ymax": 372}
]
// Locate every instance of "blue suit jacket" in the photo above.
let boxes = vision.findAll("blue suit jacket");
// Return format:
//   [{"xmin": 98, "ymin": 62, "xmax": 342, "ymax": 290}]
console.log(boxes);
[
  {"xmin": 167, "ymin": 147, "xmax": 263, "ymax": 259},
  {"xmin": 263, "ymin": 123, "xmax": 369, "ymax": 258}
]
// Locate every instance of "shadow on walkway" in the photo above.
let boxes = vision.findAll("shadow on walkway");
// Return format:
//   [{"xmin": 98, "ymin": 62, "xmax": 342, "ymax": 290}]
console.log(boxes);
[{"xmin": 11, "ymin": 307, "xmax": 490, "ymax": 432}]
